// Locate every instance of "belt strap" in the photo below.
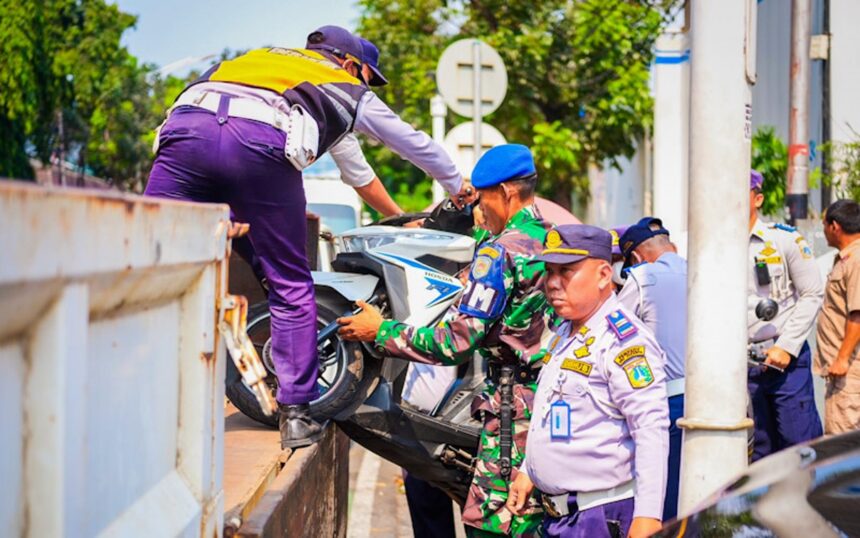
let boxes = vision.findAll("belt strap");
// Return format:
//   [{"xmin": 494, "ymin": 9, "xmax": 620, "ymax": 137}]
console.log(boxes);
[
  {"xmin": 541, "ymin": 479, "xmax": 636, "ymax": 518},
  {"xmin": 666, "ymin": 377, "xmax": 685, "ymax": 398},
  {"xmin": 172, "ymin": 91, "xmax": 290, "ymax": 133}
]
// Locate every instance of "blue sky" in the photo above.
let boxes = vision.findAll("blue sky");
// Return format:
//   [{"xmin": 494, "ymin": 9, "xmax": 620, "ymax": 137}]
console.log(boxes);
[{"xmin": 113, "ymin": 0, "xmax": 360, "ymax": 69}]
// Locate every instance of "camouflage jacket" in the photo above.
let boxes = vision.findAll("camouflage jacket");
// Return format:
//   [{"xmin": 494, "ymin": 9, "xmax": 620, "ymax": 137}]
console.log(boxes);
[{"xmin": 375, "ymin": 205, "xmax": 550, "ymax": 535}]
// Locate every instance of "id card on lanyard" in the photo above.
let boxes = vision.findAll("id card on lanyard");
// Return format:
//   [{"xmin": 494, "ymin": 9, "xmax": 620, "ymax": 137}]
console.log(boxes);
[{"xmin": 550, "ymin": 400, "xmax": 571, "ymax": 440}]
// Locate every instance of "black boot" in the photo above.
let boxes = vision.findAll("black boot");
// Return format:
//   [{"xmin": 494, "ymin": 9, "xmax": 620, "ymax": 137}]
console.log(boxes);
[{"xmin": 279, "ymin": 404, "xmax": 324, "ymax": 449}]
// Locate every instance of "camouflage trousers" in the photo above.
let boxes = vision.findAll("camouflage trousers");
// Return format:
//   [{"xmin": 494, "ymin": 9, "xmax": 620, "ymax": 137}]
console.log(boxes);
[{"xmin": 461, "ymin": 410, "xmax": 543, "ymax": 536}]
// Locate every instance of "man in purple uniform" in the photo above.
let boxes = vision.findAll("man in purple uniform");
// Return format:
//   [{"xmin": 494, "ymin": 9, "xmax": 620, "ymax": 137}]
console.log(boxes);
[
  {"xmin": 506, "ymin": 225, "xmax": 669, "ymax": 538},
  {"xmin": 145, "ymin": 25, "xmax": 467, "ymax": 448}
]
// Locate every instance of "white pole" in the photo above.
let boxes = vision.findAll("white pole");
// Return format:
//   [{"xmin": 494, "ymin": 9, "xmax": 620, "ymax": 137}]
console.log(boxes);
[
  {"xmin": 472, "ymin": 40, "xmax": 482, "ymax": 167},
  {"xmin": 652, "ymin": 32, "xmax": 690, "ymax": 236},
  {"xmin": 431, "ymin": 94, "xmax": 447, "ymax": 204},
  {"xmin": 787, "ymin": 0, "xmax": 811, "ymax": 222},
  {"xmin": 677, "ymin": 0, "xmax": 755, "ymax": 515}
]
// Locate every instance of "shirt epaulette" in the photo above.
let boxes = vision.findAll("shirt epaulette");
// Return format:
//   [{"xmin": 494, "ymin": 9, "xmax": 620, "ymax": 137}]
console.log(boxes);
[
  {"xmin": 769, "ymin": 222, "xmax": 797, "ymax": 233},
  {"xmin": 606, "ymin": 310, "xmax": 638, "ymax": 341}
]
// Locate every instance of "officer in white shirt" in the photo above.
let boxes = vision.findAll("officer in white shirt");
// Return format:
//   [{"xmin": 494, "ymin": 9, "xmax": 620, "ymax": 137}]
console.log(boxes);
[{"xmin": 617, "ymin": 217, "xmax": 686, "ymax": 521}]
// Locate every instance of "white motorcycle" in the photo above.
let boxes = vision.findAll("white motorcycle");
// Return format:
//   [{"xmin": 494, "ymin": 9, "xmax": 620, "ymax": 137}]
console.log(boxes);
[{"xmin": 225, "ymin": 202, "xmax": 486, "ymax": 500}]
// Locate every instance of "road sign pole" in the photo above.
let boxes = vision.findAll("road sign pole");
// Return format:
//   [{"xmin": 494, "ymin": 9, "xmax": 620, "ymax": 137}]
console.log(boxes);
[{"xmin": 472, "ymin": 40, "xmax": 482, "ymax": 166}]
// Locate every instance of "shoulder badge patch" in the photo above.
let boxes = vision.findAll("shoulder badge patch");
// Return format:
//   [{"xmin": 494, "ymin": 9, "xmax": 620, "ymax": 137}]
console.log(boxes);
[
  {"xmin": 607, "ymin": 310, "xmax": 638, "ymax": 341},
  {"xmin": 623, "ymin": 357, "xmax": 654, "ymax": 389},
  {"xmin": 459, "ymin": 243, "xmax": 508, "ymax": 320},
  {"xmin": 614, "ymin": 345, "xmax": 645, "ymax": 366},
  {"xmin": 795, "ymin": 236, "xmax": 813, "ymax": 259},
  {"xmin": 561, "ymin": 358, "xmax": 592, "ymax": 377}
]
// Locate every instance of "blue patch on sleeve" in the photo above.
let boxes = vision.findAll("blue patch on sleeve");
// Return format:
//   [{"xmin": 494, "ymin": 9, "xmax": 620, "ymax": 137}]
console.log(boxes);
[
  {"xmin": 606, "ymin": 310, "xmax": 638, "ymax": 341},
  {"xmin": 459, "ymin": 244, "xmax": 508, "ymax": 320}
]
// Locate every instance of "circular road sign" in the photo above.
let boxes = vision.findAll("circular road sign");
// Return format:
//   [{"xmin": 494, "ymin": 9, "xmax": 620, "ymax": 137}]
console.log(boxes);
[
  {"xmin": 436, "ymin": 39, "xmax": 508, "ymax": 118},
  {"xmin": 443, "ymin": 121, "xmax": 507, "ymax": 177}
]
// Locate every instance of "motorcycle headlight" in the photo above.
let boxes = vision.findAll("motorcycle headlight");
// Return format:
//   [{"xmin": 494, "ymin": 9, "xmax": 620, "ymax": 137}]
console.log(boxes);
[{"xmin": 338, "ymin": 232, "xmax": 454, "ymax": 253}]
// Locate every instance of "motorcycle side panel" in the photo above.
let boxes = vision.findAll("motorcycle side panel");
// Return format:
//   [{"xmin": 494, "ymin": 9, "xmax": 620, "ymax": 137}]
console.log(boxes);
[
  {"xmin": 311, "ymin": 271, "xmax": 378, "ymax": 302},
  {"xmin": 368, "ymin": 250, "xmax": 464, "ymax": 327}
]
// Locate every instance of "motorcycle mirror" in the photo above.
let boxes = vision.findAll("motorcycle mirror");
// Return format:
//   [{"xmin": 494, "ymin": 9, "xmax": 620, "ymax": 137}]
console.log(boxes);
[{"xmin": 422, "ymin": 199, "xmax": 475, "ymax": 236}]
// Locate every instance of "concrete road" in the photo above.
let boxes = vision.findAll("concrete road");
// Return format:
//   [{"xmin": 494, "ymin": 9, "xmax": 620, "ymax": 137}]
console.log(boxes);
[{"xmin": 347, "ymin": 444, "xmax": 467, "ymax": 538}]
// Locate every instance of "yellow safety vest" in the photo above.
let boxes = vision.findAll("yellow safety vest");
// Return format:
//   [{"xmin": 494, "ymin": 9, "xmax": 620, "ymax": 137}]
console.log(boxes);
[{"xmin": 189, "ymin": 48, "xmax": 368, "ymax": 154}]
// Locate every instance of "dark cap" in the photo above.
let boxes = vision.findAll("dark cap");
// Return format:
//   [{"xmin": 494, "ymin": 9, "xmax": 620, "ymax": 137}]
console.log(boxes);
[
  {"xmin": 619, "ymin": 217, "xmax": 670, "ymax": 264},
  {"xmin": 535, "ymin": 224, "xmax": 612, "ymax": 264},
  {"xmin": 359, "ymin": 38, "xmax": 388, "ymax": 86},
  {"xmin": 306, "ymin": 25, "xmax": 363, "ymax": 64}
]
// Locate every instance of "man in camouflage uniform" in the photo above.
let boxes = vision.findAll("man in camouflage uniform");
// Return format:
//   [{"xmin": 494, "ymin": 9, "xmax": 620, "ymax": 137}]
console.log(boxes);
[{"xmin": 338, "ymin": 144, "xmax": 550, "ymax": 536}]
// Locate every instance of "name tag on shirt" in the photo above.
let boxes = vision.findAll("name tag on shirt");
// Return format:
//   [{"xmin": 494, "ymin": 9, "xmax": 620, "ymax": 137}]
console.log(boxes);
[{"xmin": 550, "ymin": 400, "xmax": 571, "ymax": 440}]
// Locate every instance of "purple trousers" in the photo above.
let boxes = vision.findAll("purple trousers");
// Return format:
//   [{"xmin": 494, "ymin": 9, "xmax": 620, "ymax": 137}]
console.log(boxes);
[
  {"xmin": 542, "ymin": 497, "xmax": 634, "ymax": 538},
  {"xmin": 145, "ymin": 102, "xmax": 319, "ymax": 405}
]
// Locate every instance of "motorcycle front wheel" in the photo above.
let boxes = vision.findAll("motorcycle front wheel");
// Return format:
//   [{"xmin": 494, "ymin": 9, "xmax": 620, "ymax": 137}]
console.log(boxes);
[{"xmin": 225, "ymin": 301, "xmax": 369, "ymax": 428}]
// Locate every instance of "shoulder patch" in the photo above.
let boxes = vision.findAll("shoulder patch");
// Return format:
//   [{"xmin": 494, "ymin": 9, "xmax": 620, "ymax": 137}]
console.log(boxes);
[
  {"xmin": 606, "ymin": 310, "xmax": 638, "ymax": 341},
  {"xmin": 561, "ymin": 358, "xmax": 592, "ymax": 377},
  {"xmin": 622, "ymin": 357, "xmax": 654, "ymax": 389},
  {"xmin": 459, "ymin": 243, "xmax": 508, "ymax": 320},
  {"xmin": 795, "ymin": 236, "xmax": 813, "ymax": 259},
  {"xmin": 614, "ymin": 345, "xmax": 645, "ymax": 366}
]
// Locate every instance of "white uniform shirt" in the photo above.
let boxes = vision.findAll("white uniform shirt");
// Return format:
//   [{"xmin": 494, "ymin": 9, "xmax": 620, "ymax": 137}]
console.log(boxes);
[
  {"xmin": 522, "ymin": 295, "xmax": 669, "ymax": 519},
  {"xmin": 617, "ymin": 252, "xmax": 687, "ymax": 381},
  {"xmin": 748, "ymin": 218, "xmax": 824, "ymax": 355}
]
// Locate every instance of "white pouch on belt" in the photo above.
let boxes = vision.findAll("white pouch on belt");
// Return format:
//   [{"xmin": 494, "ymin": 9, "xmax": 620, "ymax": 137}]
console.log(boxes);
[{"xmin": 284, "ymin": 105, "xmax": 320, "ymax": 171}]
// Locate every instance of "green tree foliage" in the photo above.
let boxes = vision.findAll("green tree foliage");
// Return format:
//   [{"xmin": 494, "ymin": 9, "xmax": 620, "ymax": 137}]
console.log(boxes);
[
  {"xmin": 750, "ymin": 126, "xmax": 788, "ymax": 216},
  {"xmin": 816, "ymin": 136, "xmax": 860, "ymax": 203},
  {"xmin": 357, "ymin": 0, "xmax": 670, "ymax": 209},
  {"xmin": 0, "ymin": 0, "xmax": 184, "ymax": 189}
]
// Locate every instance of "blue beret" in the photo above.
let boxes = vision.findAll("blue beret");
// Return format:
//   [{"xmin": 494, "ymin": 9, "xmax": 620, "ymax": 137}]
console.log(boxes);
[{"xmin": 471, "ymin": 144, "xmax": 536, "ymax": 189}]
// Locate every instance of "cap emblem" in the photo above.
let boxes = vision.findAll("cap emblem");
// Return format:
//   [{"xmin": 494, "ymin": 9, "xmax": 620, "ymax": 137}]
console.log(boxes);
[{"xmin": 546, "ymin": 230, "xmax": 563, "ymax": 249}]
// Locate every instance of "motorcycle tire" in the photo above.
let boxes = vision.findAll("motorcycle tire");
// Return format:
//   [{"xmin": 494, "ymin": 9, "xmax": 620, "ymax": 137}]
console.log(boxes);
[{"xmin": 225, "ymin": 301, "xmax": 367, "ymax": 428}]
